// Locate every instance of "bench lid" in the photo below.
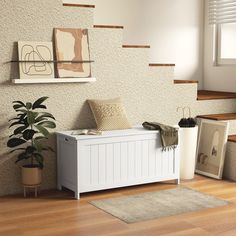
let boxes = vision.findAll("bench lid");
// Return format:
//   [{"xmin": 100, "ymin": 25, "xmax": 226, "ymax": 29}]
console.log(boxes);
[{"xmin": 56, "ymin": 126, "xmax": 160, "ymax": 140}]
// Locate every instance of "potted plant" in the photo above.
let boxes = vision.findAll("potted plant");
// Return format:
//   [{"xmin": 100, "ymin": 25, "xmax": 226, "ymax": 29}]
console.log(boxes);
[{"xmin": 7, "ymin": 96, "xmax": 56, "ymax": 187}]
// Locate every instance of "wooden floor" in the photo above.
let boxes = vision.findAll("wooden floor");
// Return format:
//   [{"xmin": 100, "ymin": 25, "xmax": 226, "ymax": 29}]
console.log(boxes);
[{"xmin": 1, "ymin": 175, "xmax": 236, "ymax": 236}]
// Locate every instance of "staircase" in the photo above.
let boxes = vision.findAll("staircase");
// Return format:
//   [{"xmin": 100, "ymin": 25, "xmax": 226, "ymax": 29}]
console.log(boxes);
[
  {"xmin": 52, "ymin": 3, "xmax": 236, "ymax": 180},
  {"xmin": 175, "ymin": 81, "xmax": 236, "ymax": 181}
]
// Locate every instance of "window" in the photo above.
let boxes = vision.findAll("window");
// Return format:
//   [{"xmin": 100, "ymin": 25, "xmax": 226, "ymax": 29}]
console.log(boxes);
[
  {"xmin": 209, "ymin": 0, "xmax": 236, "ymax": 65},
  {"xmin": 216, "ymin": 23, "xmax": 236, "ymax": 64}
]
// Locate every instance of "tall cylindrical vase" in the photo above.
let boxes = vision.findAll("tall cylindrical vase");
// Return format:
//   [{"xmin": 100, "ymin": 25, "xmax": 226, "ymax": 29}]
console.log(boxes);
[{"xmin": 179, "ymin": 126, "xmax": 198, "ymax": 180}]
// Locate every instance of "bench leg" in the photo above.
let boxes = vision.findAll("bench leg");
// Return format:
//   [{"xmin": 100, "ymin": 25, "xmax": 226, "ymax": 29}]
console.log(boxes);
[
  {"xmin": 175, "ymin": 178, "xmax": 180, "ymax": 185},
  {"xmin": 35, "ymin": 187, "xmax": 37, "ymax": 197},
  {"xmin": 75, "ymin": 192, "xmax": 80, "ymax": 200},
  {"xmin": 57, "ymin": 184, "xmax": 62, "ymax": 191},
  {"xmin": 24, "ymin": 186, "xmax": 26, "ymax": 197}
]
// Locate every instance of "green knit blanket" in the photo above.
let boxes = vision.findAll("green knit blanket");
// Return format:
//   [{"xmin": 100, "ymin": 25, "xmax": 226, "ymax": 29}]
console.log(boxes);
[{"xmin": 142, "ymin": 122, "xmax": 178, "ymax": 150}]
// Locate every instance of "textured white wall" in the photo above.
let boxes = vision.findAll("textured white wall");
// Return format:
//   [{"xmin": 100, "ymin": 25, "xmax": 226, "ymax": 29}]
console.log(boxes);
[
  {"xmin": 94, "ymin": 0, "xmax": 204, "ymax": 87},
  {"xmin": 0, "ymin": 0, "xmax": 236, "ymax": 196},
  {"xmin": 204, "ymin": 0, "xmax": 236, "ymax": 92}
]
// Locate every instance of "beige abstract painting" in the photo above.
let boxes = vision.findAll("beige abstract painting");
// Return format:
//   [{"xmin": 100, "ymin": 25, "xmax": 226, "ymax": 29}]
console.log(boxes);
[
  {"xmin": 18, "ymin": 41, "xmax": 54, "ymax": 79},
  {"xmin": 54, "ymin": 28, "xmax": 91, "ymax": 78}
]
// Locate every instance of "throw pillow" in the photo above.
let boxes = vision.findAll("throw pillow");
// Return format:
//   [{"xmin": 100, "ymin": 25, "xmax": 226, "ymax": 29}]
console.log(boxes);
[{"xmin": 87, "ymin": 97, "xmax": 131, "ymax": 131}]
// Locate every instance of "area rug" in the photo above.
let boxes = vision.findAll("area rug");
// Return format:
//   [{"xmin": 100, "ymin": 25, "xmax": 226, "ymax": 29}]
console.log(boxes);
[{"xmin": 90, "ymin": 187, "xmax": 229, "ymax": 223}]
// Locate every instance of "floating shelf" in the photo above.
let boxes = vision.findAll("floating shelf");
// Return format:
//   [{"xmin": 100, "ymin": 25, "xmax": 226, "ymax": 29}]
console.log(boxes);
[
  {"xmin": 12, "ymin": 78, "xmax": 96, "ymax": 84},
  {"xmin": 9, "ymin": 60, "xmax": 94, "ymax": 63}
]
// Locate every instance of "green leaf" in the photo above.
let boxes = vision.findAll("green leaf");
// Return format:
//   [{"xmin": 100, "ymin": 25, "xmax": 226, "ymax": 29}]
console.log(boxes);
[
  {"xmin": 13, "ymin": 104, "xmax": 24, "ymax": 110},
  {"xmin": 15, "ymin": 152, "xmax": 30, "ymax": 163},
  {"xmin": 32, "ymin": 97, "xmax": 49, "ymax": 110},
  {"xmin": 34, "ymin": 117, "xmax": 47, "ymax": 123},
  {"xmin": 15, "ymin": 109, "xmax": 27, "ymax": 113},
  {"xmin": 36, "ymin": 105, "xmax": 47, "ymax": 109},
  {"xmin": 9, "ymin": 148, "xmax": 26, "ymax": 153},
  {"xmin": 9, "ymin": 120, "xmax": 24, "ymax": 128},
  {"xmin": 35, "ymin": 125, "xmax": 49, "ymax": 137},
  {"xmin": 34, "ymin": 136, "xmax": 48, "ymax": 140},
  {"xmin": 41, "ymin": 112, "xmax": 55, "ymax": 120},
  {"xmin": 13, "ymin": 101, "xmax": 26, "ymax": 107},
  {"xmin": 19, "ymin": 113, "xmax": 29, "ymax": 125},
  {"xmin": 33, "ymin": 140, "xmax": 43, "ymax": 152},
  {"xmin": 13, "ymin": 125, "xmax": 27, "ymax": 135},
  {"xmin": 12, "ymin": 101, "xmax": 25, "ymax": 106},
  {"xmin": 37, "ymin": 121, "xmax": 56, "ymax": 129},
  {"xmin": 33, "ymin": 153, "xmax": 44, "ymax": 169},
  {"xmin": 26, "ymin": 102, "xmax": 32, "ymax": 110},
  {"xmin": 22, "ymin": 117, "xmax": 29, "ymax": 126},
  {"xmin": 27, "ymin": 111, "xmax": 37, "ymax": 125},
  {"xmin": 23, "ymin": 129, "xmax": 37, "ymax": 140},
  {"xmin": 35, "ymin": 112, "xmax": 55, "ymax": 123},
  {"xmin": 17, "ymin": 113, "xmax": 26, "ymax": 117},
  {"xmin": 9, "ymin": 117, "xmax": 20, "ymax": 122},
  {"xmin": 25, "ymin": 146, "xmax": 36, "ymax": 154},
  {"xmin": 7, "ymin": 138, "xmax": 26, "ymax": 148}
]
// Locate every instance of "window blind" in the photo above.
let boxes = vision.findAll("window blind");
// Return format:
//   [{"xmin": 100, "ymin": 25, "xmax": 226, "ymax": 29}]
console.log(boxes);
[{"xmin": 209, "ymin": 0, "xmax": 236, "ymax": 24}]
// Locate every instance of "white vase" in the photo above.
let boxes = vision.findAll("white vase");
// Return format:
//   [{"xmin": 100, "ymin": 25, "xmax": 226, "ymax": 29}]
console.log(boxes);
[{"xmin": 179, "ymin": 126, "xmax": 198, "ymax": 180}]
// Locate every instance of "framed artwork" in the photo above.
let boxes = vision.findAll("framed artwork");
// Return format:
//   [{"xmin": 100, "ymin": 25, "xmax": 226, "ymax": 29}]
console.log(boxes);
[
  {"xmin": 54, "ymin": 28, "xmax": 91, "ymax": 78},
  {"xmin": 195, "ymin": 119, "xmax": 229, "ymax": 179},
  {"xmin": 18, "ymin": 41, "xmax": 54, "ymax": 79}
]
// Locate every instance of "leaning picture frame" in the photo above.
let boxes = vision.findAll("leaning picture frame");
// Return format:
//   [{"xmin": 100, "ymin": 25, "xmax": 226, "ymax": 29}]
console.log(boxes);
[
  {"xmin": 195, "ymin": 119, "xmax": 229, "ymax": 179},
  {"xmin": 54, "ymin": 28, "xmax": 91, "ymax": 78},
  {"xmin": 18, "ymin": 41, "xmax": 55, "ymax": 79}
]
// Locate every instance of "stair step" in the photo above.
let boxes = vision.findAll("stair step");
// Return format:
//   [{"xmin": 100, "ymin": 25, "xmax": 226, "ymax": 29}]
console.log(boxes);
[
  {"xmin": 228, "ymin": 135, "xmax": 236, "ymax": 143},
  {"xmin": 94, "ymin": 25, "xmax": 124, "ymax": 29},
  {"xmin": 149, "ymin": 63, "xmax": 175, "ymax": 67},
  {"xmin": 63, "ymin": 3, "xmax": 95, "ymax": 8},
  {"xmin": 197, "ymin": 113, "xmax": 236, "ymax": 121},
  {"xmin": 197, "ymin": 90, "xmax": 236, "ymax": 100},
  {"xmin": 174, "ymin": 80, "xmax": 198, "ymax": 84},
  {"xmin": 122, "ymin": 45, "xmax": 150, "ymax": 48}
]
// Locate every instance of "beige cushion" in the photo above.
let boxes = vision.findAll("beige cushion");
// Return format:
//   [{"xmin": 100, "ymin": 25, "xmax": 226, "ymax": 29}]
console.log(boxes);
[{"xmin": 88, "ymin": 97, "xmax": 131, "ymax": 131}]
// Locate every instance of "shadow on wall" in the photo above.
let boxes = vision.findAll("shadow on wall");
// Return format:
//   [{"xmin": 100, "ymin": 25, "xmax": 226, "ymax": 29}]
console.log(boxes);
[
  {"xmin": 0, "ymin": 112, "xmax": 10, "ymax": 163},
  {"xmin": 10, "ymin": 42, "xmax": 19, "ymax": 80},
  {"xmin": 75, "ymin": 101, "xmax": 96, "ymax": 130},
  {"xmin": 0, "ymin": 42, "xmax": 18, "ymax": 85}
]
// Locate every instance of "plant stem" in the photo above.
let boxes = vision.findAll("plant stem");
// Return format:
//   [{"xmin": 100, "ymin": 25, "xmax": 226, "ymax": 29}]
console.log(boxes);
[
  {"xmin": 31, "ymin": 124, "xmax": 34, "ymax": 166},
  {"xmin": 29, "ymin": 108, "xmax": 34, "ymax": 166}
]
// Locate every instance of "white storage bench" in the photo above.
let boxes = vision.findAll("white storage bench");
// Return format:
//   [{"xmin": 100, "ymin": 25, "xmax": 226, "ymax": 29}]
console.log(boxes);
[{"xmin": 57, "ymin": 127, "xmax": 180, "ymax": 199}]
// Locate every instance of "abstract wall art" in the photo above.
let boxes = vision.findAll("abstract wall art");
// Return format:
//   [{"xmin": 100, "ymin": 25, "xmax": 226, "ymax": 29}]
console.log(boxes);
[
  {"xmin": 195, "ymin": 119, "xmax": 229, "ymax": 179},
  {"xmin": 54, "ymin": 28, "xmax": 91, "ymax": 78},
  {"xmin": 18, "ymin": 41, "xmax": 55, "ymax": 79}
]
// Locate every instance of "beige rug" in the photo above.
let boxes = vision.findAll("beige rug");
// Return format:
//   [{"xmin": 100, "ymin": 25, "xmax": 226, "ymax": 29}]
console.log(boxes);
[{"xmin": 90, "ymin": 187, "xmax": 229, "ymax": 223}]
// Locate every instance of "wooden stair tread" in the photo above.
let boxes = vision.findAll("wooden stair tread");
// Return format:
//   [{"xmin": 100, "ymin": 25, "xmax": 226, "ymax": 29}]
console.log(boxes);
[
  {"xmin": 122, "ymin": 45, "xmax": 150, "ymax": 48},
  {"xmin": 197, "ymin": 90, "xmax": 236, "ymax": 100},
  {"xmin": 94, "ymin": 25, "xmax": 124, "ymax": 29},
  {"xmin": 174, "ymin": 80, "xmax": 198, "ymax": 84},
  {"xmin": 149, "ymin": 63, "xmax": 175, "ymax": 67},
  {"xmin": 197, "ymin": 113, "xmax": 236, "ymax": 121},
  {"xmin": 63, "ymin": 3, "xmax": 95, "ymax": 8},
  {"xmin": 228, "ymin": 135, "xmax": 236, "ymax": 143}
]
